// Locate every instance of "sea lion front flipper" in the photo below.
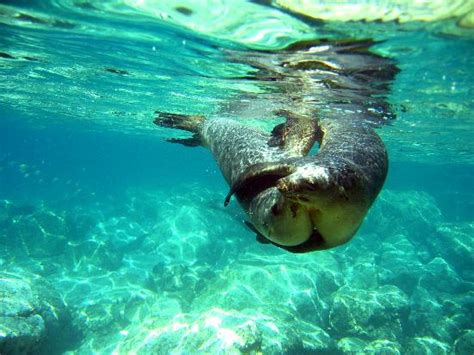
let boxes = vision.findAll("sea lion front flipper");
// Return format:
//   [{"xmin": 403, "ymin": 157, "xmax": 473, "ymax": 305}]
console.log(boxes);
[
  {"xmin": 224, "ymin": 162, "xmax": 296, "ymax": 206},
  {"xmin": 268, "ymin": 110, "xmax": 322, "ymax": 156},
  {"xmin": 167, "ymin": 134, "xmax": 201, "ymax": 147},
  {"xmin": 255, "ymin": 233, "xmax": 271, "ymax": 244}
]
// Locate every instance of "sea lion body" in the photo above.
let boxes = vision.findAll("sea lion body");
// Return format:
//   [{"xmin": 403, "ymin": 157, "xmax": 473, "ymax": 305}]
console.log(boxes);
[{"xmin": 155, "ymin": 112, "xmax": 387, "ymax": 252}]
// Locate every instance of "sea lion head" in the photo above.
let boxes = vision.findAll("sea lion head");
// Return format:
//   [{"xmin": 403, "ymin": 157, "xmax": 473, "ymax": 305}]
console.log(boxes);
[
  {"xmin": 275, "ymin": 163, "xmax": 370, "ymax": 250},
  {"xmin": 242, "ymin": 162, "xmax": 371, "ymax": 252},
  {"xmin": 248, "ymin": 187, "xmax": 314, "ymax": 247}
]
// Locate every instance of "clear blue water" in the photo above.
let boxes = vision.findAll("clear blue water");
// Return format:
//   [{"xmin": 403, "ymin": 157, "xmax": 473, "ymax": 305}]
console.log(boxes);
[{"xmin": 0, "ymin": 1, "xmax": 473, "ymax": 354}]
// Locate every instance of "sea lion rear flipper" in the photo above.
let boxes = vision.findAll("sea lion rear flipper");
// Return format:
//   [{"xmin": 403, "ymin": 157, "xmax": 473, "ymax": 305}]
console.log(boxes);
[
  {"xmin": 268, "ymin": 110, "xmax": 321, "ymax": 156},
  {"xmin": 224, "ymin": 162, "xmax": 296, "ymax": 206},
  {"xmin": 154, "ymin": 112, "xmax": 205, "ymax": 146}
]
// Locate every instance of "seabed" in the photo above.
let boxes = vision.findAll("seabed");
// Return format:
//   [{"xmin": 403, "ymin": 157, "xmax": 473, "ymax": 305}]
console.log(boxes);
[{"xmin": 1, "ymin": 184, "xmax": 473, "ymax": 353}]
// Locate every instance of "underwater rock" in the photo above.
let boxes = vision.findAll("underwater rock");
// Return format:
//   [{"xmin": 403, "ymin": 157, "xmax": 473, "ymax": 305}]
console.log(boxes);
[
  {"xmin": 337, "ymin": 337, "xmax": 368, "ymax": 353},
  {"xmin": 64, "ymin": 212, "xmax": 97, "ymax": 241},
  {"xmin": 5, "ymin": 209, "xmax": 68, "ymax": 259},
  {"xmin": 454, "ymin": 330, "xmax": 474, "ymax": 355},
  {"xmin": 366, "ymin": 190, "xmax": 442, "ymax": 247},
  {"xmin": 0, "ymin": 199, "xmax": 36, "ymax": 222},
  {"xmin": 306, "ymin": 253, "xmax": 345, "ymax": 299},
  {"xmin": 124, "ymin": 189, "xmax": 164, "ymax": 227},
  {"xmin": 67, "ymin": 215, "xmax": 151, "ymax": 272},
  {"xmin": 0, "ymin": 272, "xmax": 79, "ymax": 354},
  {"xmin": 115, "ymin": 307, "xmax": 333, "ymax": 354},
  {"xmin": 95, "ymin": 216, "xmax": 148, "ymax": 252},
  {"xmin": 297, "ymin": 320, "xmax": 334, "ymax": 353},
  {"xmin": 362, "ymin": 339, "xmax": 401, "ymax": 354},
  {"xmin": 106, "ymin": 251, "xmax": 344, "ymax": 353},
  {"xmin": 0, "ymin": 277, "xmax": 44, "ymax": 354},
  {"xmin": 377, "ymin": 234, "xmax": 424, "ymax": 295},
  {"xmin": 151, "ymin": 262, "xmax": 216, "ymax": 307},
  {"xmin": 69, "ymin": 238, "xmax": 124, "ymax": 271},
  {"xmin": 72, "ymin": 292, "xmax": 182, "ymax": 353},
  {"xmin": 342, "ymin": 254, "xmax": 382, "ymax": 290},
  {"xmin": 407, "ymin": 285, "xmax": 474, "ymax": 345},
  {"xmin": 328, "ymin": 285, "xmax": 409, "ymax": 340},
  {"xmin": 113, "ymin": 309, "xmax": 262, "ymax": 353},
  {"xmin": 435, "ymin": 223, "xmax": 474, "ymax": 278},
  {"xmin": 369, "ymin": 191, "xmax": 472, "ymax": 286},
  {"xmin": 419, "ymin": 257, "xmax": 468, "ymax": 294},
  {"xmin": 149, "ymin": 185, "xmax": 247, "ymax": 265},
  {"xmin": 406, "ymin": 336, "xmax": 451, "ymax": 354},
  {"xmin": 3, "ymin": 185, "xmax": 470, "ymax": 354},
  {"xmin": 191, "ymin": 252, "xmax": 340, "ymax": 327}
]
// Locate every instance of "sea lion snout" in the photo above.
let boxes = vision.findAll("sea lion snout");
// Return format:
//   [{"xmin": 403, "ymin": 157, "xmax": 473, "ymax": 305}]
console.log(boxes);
[{"xmin": 248, "ymin": 188, "xmax": 314, "ymax": 247}]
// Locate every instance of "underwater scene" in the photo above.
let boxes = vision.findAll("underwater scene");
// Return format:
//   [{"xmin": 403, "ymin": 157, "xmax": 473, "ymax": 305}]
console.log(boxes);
[{"xmin": 1, "ymin": 0, "xmax": 473, "ymax": 354}]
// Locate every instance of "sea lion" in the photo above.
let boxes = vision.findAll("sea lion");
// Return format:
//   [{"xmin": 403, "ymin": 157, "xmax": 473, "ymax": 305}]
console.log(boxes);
[
  {"xmin": 154, "ymin": 39, "xmax": 396, "ymax": 253},
  {"xmin": 153, "ymin": 109, "xmax": 387, "ymax": 253}
]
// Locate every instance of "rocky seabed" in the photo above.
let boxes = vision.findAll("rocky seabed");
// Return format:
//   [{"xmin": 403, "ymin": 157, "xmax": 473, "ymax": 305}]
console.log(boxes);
[{"xmin": 0, "ymin": 186, "xmax": 473, "ymax": 354}]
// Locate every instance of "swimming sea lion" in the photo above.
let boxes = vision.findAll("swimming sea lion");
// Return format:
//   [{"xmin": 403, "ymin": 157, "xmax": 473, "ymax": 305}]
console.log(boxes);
[
  {"xmin": 154, "ymin": 39, "xmax": 396, "ymax": 253},
  {"xmin": 153, "ymin": 109, "xmax": 387, "ymax": 253}
]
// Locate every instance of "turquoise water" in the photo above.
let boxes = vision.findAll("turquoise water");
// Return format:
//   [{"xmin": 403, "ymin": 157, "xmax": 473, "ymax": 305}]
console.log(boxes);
[{"xmin": 1, "ymin": 1, "xmax": 473, "ymax": 354}]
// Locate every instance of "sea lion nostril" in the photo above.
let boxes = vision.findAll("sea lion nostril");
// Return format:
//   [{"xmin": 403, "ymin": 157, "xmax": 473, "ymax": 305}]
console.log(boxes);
[{"xmin": 271, "ymin": 203, "xmax": 281, "ymax": 216}]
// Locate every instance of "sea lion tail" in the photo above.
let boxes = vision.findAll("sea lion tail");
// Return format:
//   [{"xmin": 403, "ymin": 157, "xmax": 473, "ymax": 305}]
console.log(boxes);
[{"xmin": 153, "ymin": 112, "xmax": 205, "ymax": 146}]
